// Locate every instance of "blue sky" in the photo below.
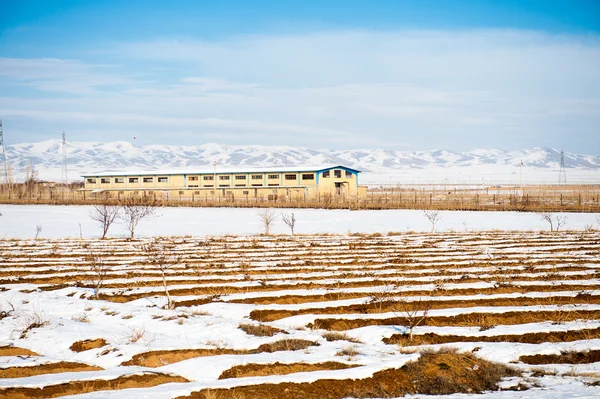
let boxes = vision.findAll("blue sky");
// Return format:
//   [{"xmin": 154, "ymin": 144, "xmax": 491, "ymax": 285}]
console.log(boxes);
[{"xmin": 1, "ymin": 0, "xmax": 599, "ymax": 152}]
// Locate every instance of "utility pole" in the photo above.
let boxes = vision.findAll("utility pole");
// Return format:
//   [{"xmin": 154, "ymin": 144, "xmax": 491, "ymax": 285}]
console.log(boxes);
[
  {"xmin": 61, "ymin": 131, "xmax": 68, "ymax": 185},
  {"xmin": 519, "ymin": 159, "xmax": 523, "ymax": 196},
  {"xmin": 0, "ymin": 118, "xmax": 8, "ymax": 184},
  {"xmin": 558, "ymin": 149, "xmax": 567, "ymax": 185}
]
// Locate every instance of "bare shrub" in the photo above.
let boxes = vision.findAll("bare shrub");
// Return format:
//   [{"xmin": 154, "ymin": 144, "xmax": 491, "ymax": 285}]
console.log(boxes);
[
  {"xmin": 239, "ymin": 323, "xmax": 286, "ymax": 337},
  {"xmin": 539, "ymin": 212, "xmax": 567, "ymax": 232},
  {"xmin": 17, "ymin": 310, "xmax": 49, "ymax": 339},
  {"xmin": 120, "ymin": 198, "xmax": 157, "ymax": 239},
  {"xmin": 281, "ymin": 212, "xmax": 296, "ymax": 235},
  {"xmin": 141, "ymin": 239, "xmax": 179, "ymax": 310},
  {"xmin": 392, "ymin": 297, "xmax": 431, "ymax": 343},
  {"xmin": 85, "ymin": 250, "xmax": 108, "ymax": 300},
  {"xmin": 90, "ymin": 203, "xmax": 120, "ymax": 239},
  {"xmin": 257, "ymin": 208, "xmax": 276, "ymax": 235},
  {"xmin": 322, "ymin": 331, "xmax": 361, "ymax": 343},
  {"xmin": 0, "ymin": 301, "xmax": 15, "ymax": 320},
  {"xmin": 423, "ymin": 210, "xmax": 442, "ymax": 232},
  {"xmin": 335, "ymin": 346, "xmax": 360, "ymax": 357},
  {"xmin": 34, "ymin": 225, "xmax": 42, "ymax": 239},
  {"xmin": 125, "ymin": 326, "xmax": 146, "ymax": 343}
]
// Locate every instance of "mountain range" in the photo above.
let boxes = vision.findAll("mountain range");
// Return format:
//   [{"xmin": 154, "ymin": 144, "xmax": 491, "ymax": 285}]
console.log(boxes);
[{"xmin": 4, "ymin": 140, "xmax": 600, "ymax": 184}]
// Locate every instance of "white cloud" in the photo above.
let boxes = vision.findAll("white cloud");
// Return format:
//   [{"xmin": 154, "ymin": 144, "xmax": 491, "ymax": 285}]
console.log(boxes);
[{"xmin": 1, "ymin": 29, "xmax": 599, "ymax": 151}]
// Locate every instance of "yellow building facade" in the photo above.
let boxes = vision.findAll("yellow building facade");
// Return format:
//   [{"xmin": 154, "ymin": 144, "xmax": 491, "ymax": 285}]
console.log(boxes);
[{"xmin": 81, "ymin": 165, "xmax": 367, "ymax": 201}]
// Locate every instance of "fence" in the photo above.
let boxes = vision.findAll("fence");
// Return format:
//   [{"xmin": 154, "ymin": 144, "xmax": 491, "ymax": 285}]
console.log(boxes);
[{"xmin": 1, "ymin": 183, "xmax": 599, "ymax": 213}]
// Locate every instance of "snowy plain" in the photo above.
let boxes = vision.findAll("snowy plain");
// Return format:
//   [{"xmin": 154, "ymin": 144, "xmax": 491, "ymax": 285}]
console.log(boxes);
[{"xmin": 1, "ymin": 204, "xmax": 599, "ymax": 239}]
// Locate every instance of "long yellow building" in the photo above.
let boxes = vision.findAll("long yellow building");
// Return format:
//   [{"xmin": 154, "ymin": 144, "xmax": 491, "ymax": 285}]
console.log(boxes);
[{"xmin": 82, "ymin": 165, "xmax": 366, "ymax": 201}]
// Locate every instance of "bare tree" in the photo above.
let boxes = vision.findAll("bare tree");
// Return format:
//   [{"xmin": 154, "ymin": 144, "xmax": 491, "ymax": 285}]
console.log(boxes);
[
  {"xmin": 539, "ymin": 212, "xmax": 567, "ymax": 232},
  {"xmin": 281, "ymin": 212, "xmax": 296, "ymax": 235},
  {"xmin": 257, "ymin": 208, "xmax": 276, "ymax": 235},
  {"xmin": 35, "ymin": 225, "xmax": 42, "ymax": 239},
  {"xmin": 392, "ymin": 296, "xmax": 431, "ymax": 343},
  {"xmin": 141, "ymin": 239, "xmax": 178, "ymax": 310},
  {"xmin": 119, "ymin": 198, "xmax": 157, "ymax": 239},
  {"xmin": 85, "ymin": 250, "xmax": 108, "ymax": 299},
  {"xmin": 90, "ymin": 204, "xmax": 120, "ymax": 239},
  {"xmin": 423, "ymin": 210, "xmax": 442, "ymax": 232}
]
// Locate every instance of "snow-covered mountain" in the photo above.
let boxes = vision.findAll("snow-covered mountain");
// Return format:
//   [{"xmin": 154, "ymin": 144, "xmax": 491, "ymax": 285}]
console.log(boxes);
[{"xmin": 4, "ymin": 140, "xmax": 600, "ymax": 184}]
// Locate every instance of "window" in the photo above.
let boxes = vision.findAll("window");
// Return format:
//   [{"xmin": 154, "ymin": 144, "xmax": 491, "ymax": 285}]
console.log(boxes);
[
  {"xmin": 268, "ymin": 183, "xmax": 279, "ymax": 187},
  {"xmin": 87, "ymin": 178, "xmax": 96, "ymax": 184},
  {"xmin": 143, "ymin": 177, "xmax": 153, "ymax": 183},
  {"xmin": 194, "ymin": 191, "xmax": 200, "ymax": 195},
  {"xmin": 251, "ymin": 184, "xmax": 262, "ymax": 187},
  {"xmin": 188, "ymin": 176, "xmax": 198, "ymax": 181},
  {"xmin": 129, "ymin": 178, "xmax": 139, "ymax": 183},
  {"xmin": 203, "ymin": 175, "xmax": 214, "ymax": 181},
  {"xmin": 204, "ymin": 184, "xmax": 213, "ymax": 187},
  {"xmin": 322, "ymin": 171, "xmax": 330, "ymax": 178},
  {"xmin": 285, "ymin": 174, "xmax": 296, "ymax": 180},
  {"xmin": 345, "ymin": 171, "xmax": 352, "ymax": 178},
  {"xmin": 235, "ymin": 184, "xmax": 245, "ymax": 187},
  {"xmin": 188, "ymin": 184, "xmax": 198, "ymax": 188},
  {"xmin": 219, "ymin": 175, "xmax": 230, "ymax": 180},
  {"xmin": 158, "ymin": 176, "xmax": 168, "ymax": 183},
  {"xmin": 179, "ymin": 191, "xmax": 184, "ymax": 195},
  {"xmin": 302, "ymin": 173, "xmax": 315, "ymax": 180},
  {"xmin": 243, "ymin": 190, "xmax": 249, "ymax": 195},
  {"xmin": 268, "ymin": 174, "xmax": 278, "ymax": 179},
  {"xmin": 115, "ymin": 177, "xmax": 124, "ymax": 183},
  {"xmin": 100, "ymin": 178, "xmax": 110, "ymax": 184},
  {"xmin": 251, "ymin": 174, "xmax": 262, "ymax": 180},
  {"xmin": 219, "ymin": 184, "xmax": 229, "ymax": 187},
  {"xmin": 334, "ymin": 170, "xmax": 342, "ymax": 178},
  {"xmin": 235, "ymin": 175, "xmax": 246, "ymax": 180}
]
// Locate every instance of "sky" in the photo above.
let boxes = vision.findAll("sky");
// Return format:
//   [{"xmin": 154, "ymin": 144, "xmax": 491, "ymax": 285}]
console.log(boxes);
[{"xmin": 0, "ymin": 0, "xmax": 599, "ymax": 152}]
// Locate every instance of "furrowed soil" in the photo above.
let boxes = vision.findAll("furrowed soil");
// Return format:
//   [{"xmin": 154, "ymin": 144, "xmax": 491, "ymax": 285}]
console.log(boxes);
[{"xmin": 1, "ymin": 230, "xmax": 599, "ymax": 398}]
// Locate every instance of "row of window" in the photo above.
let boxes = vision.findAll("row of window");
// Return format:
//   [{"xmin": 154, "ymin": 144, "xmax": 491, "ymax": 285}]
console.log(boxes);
[{"xmin": 87, "ymin": 170, "xmax": 353, "ymax": 184}]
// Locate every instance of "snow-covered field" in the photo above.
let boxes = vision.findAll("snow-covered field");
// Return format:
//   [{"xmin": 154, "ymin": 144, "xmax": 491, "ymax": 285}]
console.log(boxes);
[
  {"xmin": 1, "ymin": 231, "xmax": 600, "ymax": 398},
  {"xmin": 1, "ymin": 205, "xmax": 599, "ymax": 239}
]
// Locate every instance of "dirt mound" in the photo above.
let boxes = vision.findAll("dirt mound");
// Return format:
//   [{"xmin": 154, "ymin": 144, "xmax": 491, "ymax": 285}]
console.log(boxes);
[
  {"xmin": 0, "ymin": 346, "xmax": 38, "ymax": 356},
  {"xmin": 0, "ymin": 371, "xmax": 188, "ymax": 399},
  {"xmin": 520, "ymin": 349, "xmax": 600, "ymax": 365},
  {"xmin": 70, "ymin": 338, "xmax": 108, "ymax": 352},
  {"xmin": 0, "ymin": 361, "xmax": 102, "ymax": 378},
  {"xmin": 178, "ymin": 349, "xmax": 518, "ymax": 399},
  {"xmin": 219, "ymin": 361, "xmax": 358, "ymax": 379}
]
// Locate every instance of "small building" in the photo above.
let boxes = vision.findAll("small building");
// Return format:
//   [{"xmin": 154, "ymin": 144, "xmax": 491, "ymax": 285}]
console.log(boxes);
[{"xmin": 81, "ymin": 165, "xmax": 367, "ymax": 201}]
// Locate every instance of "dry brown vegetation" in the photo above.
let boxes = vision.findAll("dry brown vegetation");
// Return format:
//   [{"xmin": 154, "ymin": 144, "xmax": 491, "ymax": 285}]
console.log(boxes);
[
  {"xmin": 0, "ymin": 361, "xmax": 102, "ymax": 378},
  {"xmin": 69, "ymin": 338, "xmax": 108, "ymax": 352}
]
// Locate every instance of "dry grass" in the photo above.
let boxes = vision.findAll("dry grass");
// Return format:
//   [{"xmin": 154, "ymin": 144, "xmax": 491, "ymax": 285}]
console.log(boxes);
[
  {"xmin": 322, "ymin": 331, "xmax": 361, "ymax": 343},
  {"xmin": 239, "ymin": 323, "xmax": 286, "ymax": 337}
]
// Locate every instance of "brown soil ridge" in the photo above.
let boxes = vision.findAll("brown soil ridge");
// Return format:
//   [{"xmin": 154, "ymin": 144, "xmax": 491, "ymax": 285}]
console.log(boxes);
[
  {"xmin": 122, "ymin": 339, "xmax": 319, "ymax": 367},
  {"xmin": 520, "ymin": 349, "xmax": 600, "ymax": 365},
  {"xmin": 176, "ymin": 350, "xmax": 518, "ymax": 399},
  {"xmin": 70, "ymin": 338, "xmax": 108, "ymax": 352},
  {"xmin": 250, "ymin": 295, "xmax": 600, "ymax": 322},
  {"xmin": 0, "ymin": 371, "xmax": 188, "ymax": 399},
  {"xmin": 0, "ymin": 346, "xmax": 39, "ymax": 356},
  {"xmin": 0, "ymin": 361, "xmax": 102, "ymax": 378},
  {"xmin": 309, "ymin": 309, "xmax": 600, "ymax": 331},
  {"xmin": 219, "ymin": 361, "xmax": 358, "ymax": 379},
  {"xmin": 383, "ymin": 327, "xmax": 600, "ymax": 346}
]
